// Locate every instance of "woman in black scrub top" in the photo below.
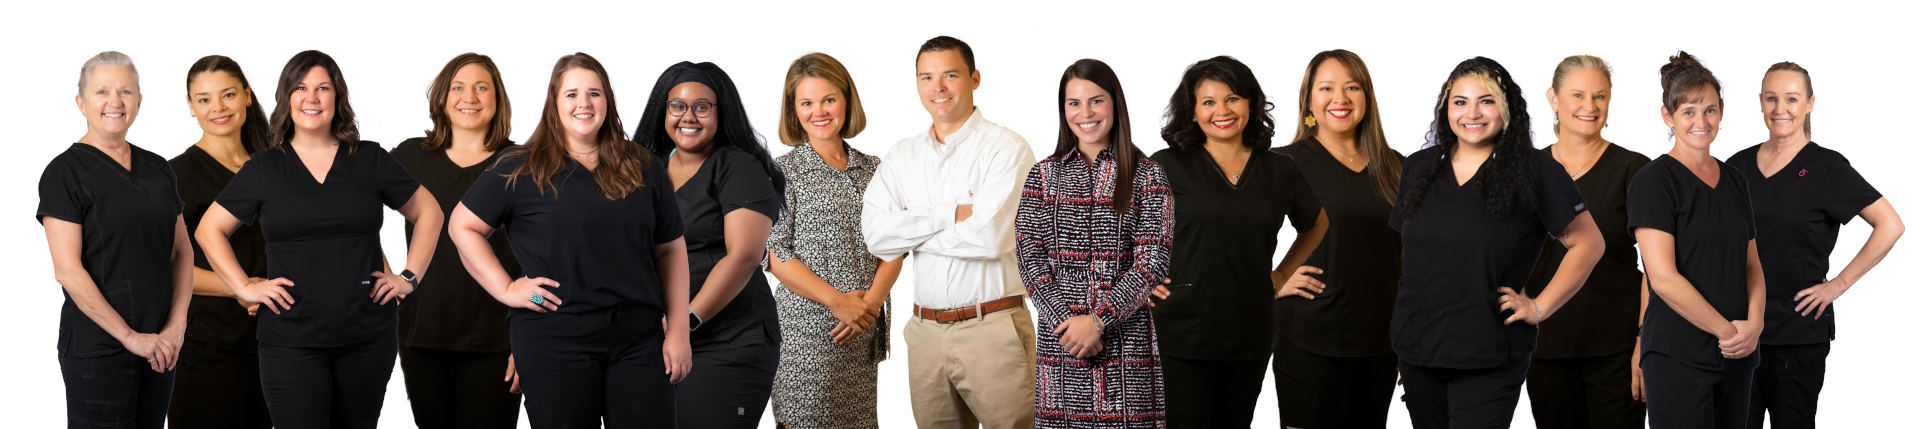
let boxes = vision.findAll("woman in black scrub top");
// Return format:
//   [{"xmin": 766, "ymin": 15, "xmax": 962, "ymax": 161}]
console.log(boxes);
[
  {"xmin": 634, "ymin": 61, "xmax": 786, "ymax": 429},
  {"xmin": 1389, "ymin": 57, "xmax": 1605, "ymax": 429},
  {"xmin": 1729, "ymin": 62, "xmax": 1904, "ymax": 429},
  {"xmin": 40, "ymin": 51, "xmax": 193, "ymax": 429},
  {"xmin": 1146, "ymin": 55, "xmax": 1329, "ymax": 428},
  {"xmin": 448, "ymin": 52, "xmax": 694, "ymax": 428},
  {"xmin": 194, "ymin": 50, "xmax": 444, "ymax": 429},
  {"xmin": 1524, "ymin": 55, "xmax": 1653, "ymax": 429},
  {"xmin": 1627, "ymin": 52, "xmax": 1766, "ymax": 429},
  {"xmin": 168, "ymin": 54, "xmax": 274, "ymax": 429},
  {"xmin": 390, "ymin": 53, "xmax": 522, "ymax": 429},
  {"xmin": 1269, "ymin": 49, "xmax": 1404, "ymax": 429}
]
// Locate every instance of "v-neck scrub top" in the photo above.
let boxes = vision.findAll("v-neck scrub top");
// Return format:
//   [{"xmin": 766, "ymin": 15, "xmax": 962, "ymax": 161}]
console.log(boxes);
[
  {"xmin": 172, "ymin": 145, "xmax": 267, "ymax": 352},
  {"xmin": 215, "ymin": 141, "xmax": 419, "ymax": 348},
  {"xmin": 674, "ymin": 146, "xmax": 783, "ymax": 348},
  {"xmin": 38, "ymin": 143, "xmax": 183, "ymax": 358},
  {"xmin": 1389, "ymin": 148, "xmax": 1586, "ymax": 369},
  {"xmin": 459, "ymin": 149, "xmax": 685, "ymax": 319},
  {"xmin": 1272, "ymin": 139, "xmax": 1404, "ymax": 358},
  {"xmin": 1524, "ymin": 143, "xmax": 1652, "ymax": 358},
  {"xmin": 1149, "ymin": 147, "xmax": 1320, "ymax": 361},
  {"xmin": 391, "ymin": 138, "xmax": 520, "ymax": 353},
  {"xmin": 1728, "ymin": 143, "xmax": 1881, "ymax": 346},
  {"xmin": 1627, "ymin": 155, "xmax": 1756, "ymax": 370}
]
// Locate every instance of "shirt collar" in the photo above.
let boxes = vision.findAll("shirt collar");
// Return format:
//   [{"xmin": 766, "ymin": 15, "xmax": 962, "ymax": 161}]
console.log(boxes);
[{"xmin": 926, "ymin": 107, "xmax": 986, "ymax": 150}]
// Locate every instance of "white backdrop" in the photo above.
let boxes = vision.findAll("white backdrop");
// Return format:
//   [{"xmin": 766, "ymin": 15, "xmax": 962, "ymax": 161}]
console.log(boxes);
[{"xmin": 3, "ymin": 1, "xmax": 1912, "ymax": 427}]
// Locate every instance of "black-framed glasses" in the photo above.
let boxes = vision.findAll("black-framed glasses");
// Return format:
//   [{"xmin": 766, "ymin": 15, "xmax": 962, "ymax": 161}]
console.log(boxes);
[{"xmin": 667, "ymin": 100, "xmax": 717, "ymax": 118}]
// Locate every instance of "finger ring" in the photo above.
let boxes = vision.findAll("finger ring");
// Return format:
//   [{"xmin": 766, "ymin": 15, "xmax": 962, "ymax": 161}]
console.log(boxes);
[{"xmin": 530, "ymin": 294, "xmax": 546, "ymax": 305}]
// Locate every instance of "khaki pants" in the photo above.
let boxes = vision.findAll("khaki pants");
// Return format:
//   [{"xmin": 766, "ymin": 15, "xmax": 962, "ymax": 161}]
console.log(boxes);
[{"xmin": 905, "ymin": 304, "xmax": 1036, "ymax": 429}]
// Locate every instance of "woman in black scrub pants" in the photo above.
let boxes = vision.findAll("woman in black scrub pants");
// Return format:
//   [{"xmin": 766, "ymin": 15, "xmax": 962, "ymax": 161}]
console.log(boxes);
[
  {"xmin": 634, "ymin": 61, "xmax": 786, "ymax": 429},
  {"xmin": 1147, "ymin": 55, "xmax": 1329, "ymax": 428},
  {"xmin": 1628, "ymin": 51, "xmax": 1766, "ymax": 429},
  {"xmin": 448, "ymin": 52, "xmax": 694, "ymax": 428},
  {"xmin": 390, "ymin": 52, "xmax": 523, "ymax": 429},
  {"xmin": 168, "ymin": 54, "xmax": 275, "ymax": 428},
  {"xmin": 1389, "ymin": 57, "xmax": 1605, "ymax": 429},
  {"xmin": 1524, "ymin": 54, "xmax": 1653, "ymax": 429},
  {"xmin": 195, "ymin": 50, "xmax": 444, "ymax": 429},
  {"xmin": 41, "ymin": 50, "xmax": 193, "ymax": 429},
  {"xmin": 1270, "ymin": 49, "xmax": 1404, "ymax": 429},
  {"xmin": 1728, "ymin": 62, "xmax": 1905, "ymax": 429}
]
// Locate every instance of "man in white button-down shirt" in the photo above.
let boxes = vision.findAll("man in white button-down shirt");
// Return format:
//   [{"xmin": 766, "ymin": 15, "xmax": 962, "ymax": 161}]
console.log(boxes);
[{"xmin": 862, "ymin": 36, "xmax": 1037, "ymax": 429}]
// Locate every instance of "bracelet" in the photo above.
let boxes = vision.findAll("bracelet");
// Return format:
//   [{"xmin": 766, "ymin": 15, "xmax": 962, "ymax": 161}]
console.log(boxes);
[{"xmin": 1529, "ymin": 300, "xmax": 1543, "ymax": 321}]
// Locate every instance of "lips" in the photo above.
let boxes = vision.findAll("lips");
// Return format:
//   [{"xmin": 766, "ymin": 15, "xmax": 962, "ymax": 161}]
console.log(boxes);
[
  {"xmin": 1327, "ymin": 109, "xmax": 1352, "ymax": 119},
  {"xmin": 572, "ymin": 112, "xmax": 594, "ymax": 122},
  {"xmin": 1573, "ymin": 115, "xmax": 1598, "ymax": 122},
  {"xmin": 209, "ymin": 114, "xmax": 233, "ymax": 125},
  {"xmin": 1211, "ymin": 118, "xmax": 1238, "ymax": 129},
  {"xmin": 929, "ymin": 97, "xmax": 952, "ymax": 104},
  {"xmin": 300, "ymin": 109, "xmax": 324, "ymax": 116},
  {"xmin": 457, "ymin": 108, "xmax": 483, "ymax": 115},
  {"xmin": 102, "ymin": 113, "xmax": 125, "ymax": 118},
  {"xmin": 1461, "ymin": 123, "xmax": 1487, "ymax": 130},
  {"xmin": 809, "ymin": 119, "xmax": 833, "ymax": 128},
  {"xmin": 676, "ymin": 127, "xmax": 702, "ymax": 135},
  {"xmin": 1076, "ymin": 120, "xmax": 1101, "ymax": 132}
]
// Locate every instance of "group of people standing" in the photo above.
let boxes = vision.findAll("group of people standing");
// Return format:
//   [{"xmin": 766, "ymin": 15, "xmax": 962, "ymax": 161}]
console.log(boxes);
[{"xmin": 40, "ymin": 34, "xmax": 1903, "ymax": 429}]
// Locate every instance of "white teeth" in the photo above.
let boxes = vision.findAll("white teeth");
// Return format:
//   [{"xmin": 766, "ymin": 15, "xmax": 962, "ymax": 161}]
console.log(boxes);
[
  {"xmin": 1463, "ymin": 124, "xmax": 1485, "ymax": 129},
  {"xmin": 1212, "ymin": 119, "xmax": 1236, "ymax": 127},
  {"xmin": 1329, "ymin": 109, "xmax": 1351, "ymax": 116},
  {"xmin": 459, "ymin": 109, "xmax": 480, "ymax": 114},
  {"xmin": 572, "ymin": 113, "xmax": 593, "ymax": 119},
  {"xmin": 301, "ymin": 109, "xmax": 322, "ymax": 115},
  {"xmin": 1077, "ymin": 122, "xmax": 1098, "ymax": 131},
  {"xmin": 810, "ymin": 120, "xmax": 832, "ymax": 126},
  {"xmin": 678, "ymin": 128, "xmax": 700, "ymax": 134},
  {"xmin": 932, "ymin": 97, "xmax": 951, "ymax": 103},
  {"xmin": 1575, "ymin": 116, "xmax": 1597, "ymax": 121},
  {"xmin": 103, "ymin": 113, "xmax": 124, "ymax": 118}
]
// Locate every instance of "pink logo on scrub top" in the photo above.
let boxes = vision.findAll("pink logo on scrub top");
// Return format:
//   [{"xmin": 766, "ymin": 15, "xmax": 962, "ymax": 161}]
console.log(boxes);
[{"xmin": 1798, "ymin": 168, "xmax": 1808, "ymax": 177}]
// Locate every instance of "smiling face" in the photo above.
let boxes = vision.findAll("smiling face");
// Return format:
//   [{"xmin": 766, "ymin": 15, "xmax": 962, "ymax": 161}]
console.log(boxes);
[
  {"xmin": 1192, "ymin": 79, "xmax": 1249, "ymax": 143},
  {"xmin": 1063, "ymin": 78, "xmax": 1114, "ymax": 146},
  {"xmin": 915, "ymin": 49, "xmax": 978, "ymax": 124},
  {"xmin": 1309, "ymin": 59, "xmax": 1366, "ymax": 137},
  {"xmin": 1759, "ymin": 70, "xmax": 1813, "ymax": 141},
  {"xmin": 1446, "ymin": 75, "xmax": 1506, "ymax": 146},
  {"xmin": 77, "ymin": 64, "xmax": 141, "ymax": 138},
  {"xmin": 1550, "ymin": 67, "xmax": 1610, "ymax": 138},
  {"xmin": 793, "ymin": 76, "xmax": 845, "ymax": 142},
  {"xmin": 554, "ymin": 67, "xmax": 606, "ymax": 142},
  {"xmin": 288, "ymin": 66, "xmax": 336, "ymax": 136},
  {"xmin": 1662, "ymin": 87, "xmax": 1722, "ymax": 152},
  {"xmin": 664, "ymin": 81, "xmax": 719, "ymax": 152},
  {"xmin": 188, "ymin": 70, "xmax": 249, "ymax": 138},
  {"xmin": 445, "ymin": 63, "xmax": 497, "ymax": 134}
]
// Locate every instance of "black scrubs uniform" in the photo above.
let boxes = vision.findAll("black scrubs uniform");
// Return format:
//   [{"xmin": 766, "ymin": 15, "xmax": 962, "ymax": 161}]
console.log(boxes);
[
  {"xmin": 38, "ymin": 143, "xmax": 183, "ymax": 429},
  {"xmin": 1390, "ymin": 148, "xmax": 1586, "ymax": 429},
  {"xmin": 1728, "ymin": 143, "xmax": 1881, "ymax": 429},
  {"xmin": 670, "ymin": 146, "xmax": 783, "ymax": 428},
  {"xmin": 169, "ymin": 145, "xmax": 272, "ymax": 428},
  {"xmin": 390, "ymin": 138, "xmax": 521, "ymax": 429},
  {"xmin": 1271, "ymin": 139, "xmax": 1403, "ymax": 429},
  {"xmin": 214, "ymin": 141, "xmax": 418, "ymax": 429},
  {"xmin": 1627, "ymin": 155, "xmax": 1759, "ymax": 429},
  {"xmin": 1149, "ymin": 146, "xmax": 1321, "ymax": 428},
  {"xmin": 1524, "ymin": 143, "xmax": 1651, "ymax": 429},
  {"xmin": 460, "ymin": 150, "xmax": 685, "ymax": 428}
]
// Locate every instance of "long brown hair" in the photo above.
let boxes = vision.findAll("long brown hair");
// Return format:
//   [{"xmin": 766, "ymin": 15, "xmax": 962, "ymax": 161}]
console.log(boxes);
[
  {"xmin": 422, "ymin": 53, "xmax": 512, "ymax": 151},
  {"xmin": 1054, "ymin": 59, "xmax": 1145, "ymax": 213},
  {"xmin": 501, "ymin": 53, "xmax": 650, "ymax": 200},
  {"xmin": 268, "ymin": 50, "xmax": 360, "ymax": 156},
  {"xmin": 1290, "ymin": 49, "xmax": 1401, "ymax": 202}
]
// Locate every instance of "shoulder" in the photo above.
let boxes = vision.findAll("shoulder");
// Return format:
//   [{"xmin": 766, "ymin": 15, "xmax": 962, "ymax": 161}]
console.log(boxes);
[
  {"xmin": 1272, "ymin": 139, "xmax": 1317, "ymax": 163},
  {"xmin": 1726, "ymin": 143, "xmax": 1762, "ymax": 165},
  {"xmin": 354, "ymin": 140, "xmax": 390, "ymax": 156},
  {"xmin": 1802, "ymin": 142, "xmax": 1851, "ymax": 166},
  {"xmin": 129, "ymin": 144, "xmax": 173, "ymax": 174},
  {"xmin": 42, "ymin": 145, "xmax": 94, "ymax": 179},
  {"xmin": 1405, "ymin": 145, "xmax": 1443, "ymax": 167},
  {"xmin": 1148, "ymin": 147, "xmax": 1185, "ymax": 164},
  {"xmin": 1608, "ymin": 144, "xmax": 1653, "ymax": 170},
  {"xmin": 167, "ymin": 145, "xmax": 203, "ymax": 168},
  {"xmin": 489, "ymin": 147, "xmax": 530, "ymax": 171},
  {"xmin": 390, "ymin": 137, "xmax": 428, "ymax": 159},
  {"xmin": 1135, "ymin": 158, "xmax": 1168, "ymax": 182}
]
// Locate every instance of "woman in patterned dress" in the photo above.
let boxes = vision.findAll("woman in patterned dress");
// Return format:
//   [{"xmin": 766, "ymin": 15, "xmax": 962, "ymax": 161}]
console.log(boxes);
[
  {"xmin": 1017, "ymin": 58, "xmax": 1174, "ymax": 428},
  {"xmin": 763, "ymin": 52, "xmax": 903, "ymax": 429}
]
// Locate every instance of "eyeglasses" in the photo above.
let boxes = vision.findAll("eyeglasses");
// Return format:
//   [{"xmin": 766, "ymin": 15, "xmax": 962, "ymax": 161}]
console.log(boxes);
[{"xmin": 667, "ymin": 100, "xmax": 717, "ymax": 118}]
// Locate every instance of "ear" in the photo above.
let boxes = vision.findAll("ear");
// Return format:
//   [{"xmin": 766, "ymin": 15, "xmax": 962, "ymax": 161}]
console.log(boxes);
[
  {"xmin": 1803, "ymin": 94, "xmax": 1815, "ymax": 115},
  {"xmin": 74, "ymin": 94, "xmax": 84, "ymax": 113},
  {"xmin": 1545, "ymin": 88, "xmax": 1559, "ymax": 115},
  {"xmin": 969, "ymin": 69, "xmax": 982, "ymax": 89},
  {"xmin": 1659, "ymin": 106, "xmax": 1675, "ymax": 129}
]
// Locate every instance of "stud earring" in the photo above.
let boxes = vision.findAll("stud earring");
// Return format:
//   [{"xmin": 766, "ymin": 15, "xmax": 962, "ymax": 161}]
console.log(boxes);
[{"xmin": 1304, "ymin": 116, "xmax": 1317, "ymax": 127}]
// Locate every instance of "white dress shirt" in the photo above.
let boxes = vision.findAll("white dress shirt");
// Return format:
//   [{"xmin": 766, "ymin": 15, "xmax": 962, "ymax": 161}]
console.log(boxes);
[{"xmin": 862, "ymin": 108, "xmax": 1036, "ymax": 310}]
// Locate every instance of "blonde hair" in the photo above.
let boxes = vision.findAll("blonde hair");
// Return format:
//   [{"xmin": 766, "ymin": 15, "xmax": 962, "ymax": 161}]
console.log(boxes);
[
  {"xmin": 1765, "ymin": 61, "xmax": 1814, "ymax": 138},
  {"xmin": 778, "ymin": 52, "xmax": 866, "ymax": 146},
  {"xmin": 78, "ymin": 51, "xmax": 138, "ymax": 96},
  {"xmin": 1549, "ymin": 55, "xmax": 1612, "ymax": 135}
]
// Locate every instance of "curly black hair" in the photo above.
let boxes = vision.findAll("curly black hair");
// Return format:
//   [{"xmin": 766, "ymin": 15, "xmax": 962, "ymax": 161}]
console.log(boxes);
[
  {"xmin": 1399, "ymin": 56, "xmax": 1536, "ymax": 217},
  {"xmin": 1160, "ymin": 56, "xmax": 1275, "ymax": 151}
]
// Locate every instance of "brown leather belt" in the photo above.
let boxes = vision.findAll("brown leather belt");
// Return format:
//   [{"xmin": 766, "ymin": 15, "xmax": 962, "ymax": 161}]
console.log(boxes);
[{"xmin": 912, "ymin": 295, "xmax": 1025, "ymax": 324}]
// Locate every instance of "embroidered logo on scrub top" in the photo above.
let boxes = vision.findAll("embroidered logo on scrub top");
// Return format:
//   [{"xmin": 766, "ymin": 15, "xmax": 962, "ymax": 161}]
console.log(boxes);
[{"xmin": 1798, "ymin": 168, "xmax": 1808, "ymax": 177}]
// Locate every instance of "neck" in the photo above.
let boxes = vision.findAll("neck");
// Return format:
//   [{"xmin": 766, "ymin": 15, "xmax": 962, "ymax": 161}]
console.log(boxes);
[
  {"xmin": 930, "ymin": 106, "xmax": 974, "ymax": 144},
  {"xmin": 809, "ymin": 137, "xmax": 845, "ymax": 158},
  {"xmin": 81, "ymin": 130, "xmax": 130, "ymax": 151},
  {"xmin": 289, "ymin": 130, "xmax": 337, "ymax": 150},
  {"xmin": 564, "ymin": 135, "xmax": 599, "ymax": 155},
  {"xmin": 673, "ymin": 141, "xmax": 711, "ymax": 164},
  {"xmin": 196, "ymin": 132, "xmax": 247, "ymax": 159},
  {"xmin": 1315, "ymin": 129, "xmax": 1358, "ymax": 153},
  {"xmin": 450, "ymin": 127, "xmax": 489, "ymax": 153},
  {"xmin": 1203, "ymin": 139, "xmax": 1248, "ymax": 156},
  {"xmin": 1668, "ymin": 144, "xmax": 1715, "ymax": 168},
  {"xmin": 1077, "ymin": 139, "xmax": 1111, "ymax": 163},
  {"xmin": 1762, "ymin": 132, "xmax": 1810, "ymax": 154},
  {"xmin": 1454, "ymin": 139, "xmax": 1495, "ymax": 160},
  {"xmin": 1554, "ymin": 131, "xmax": 1606, "ymax": 153}
]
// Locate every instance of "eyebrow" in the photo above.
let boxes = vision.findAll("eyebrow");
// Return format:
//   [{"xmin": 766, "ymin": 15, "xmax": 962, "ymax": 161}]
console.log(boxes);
[{"xmin": 192, "ymin": 86, "xmax": 239, "ymax": 97}]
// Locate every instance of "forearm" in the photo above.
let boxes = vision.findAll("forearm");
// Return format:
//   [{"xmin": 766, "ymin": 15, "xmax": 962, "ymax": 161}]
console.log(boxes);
[
  {"xmin": 195, "ymin": 226, "xmax": 253, "ymax": 296},
  {"xmin": 449, "ymin": 223, "xmax": 511, "ymax": 300},
  {"xmin": 1834, "ymin": 200, "xmax": 1903, "ymax": 288},
  {"xmin": 55, "ymin": 267, "xmax": 137, "ymax": 339},
  {"xmin": 1535, "ymin": 237, "xmax": 1601, "ymax": 318},
  {"xmin": 167, "ymin": 224, "xmax": 194, "ymax": 330},
  {"xmin": 657, "ymin": 239, "xmax": 691, "ymax": 334},
  {"xmin": 767, "ymin": 253, "xmax": 847, "ymax": 306},
  {"xmin": 1647, "ymin": 270, "xmax": 1736, "ymax": 338},
  {"xmin": 864, "ymin": 256, "xmax": 904, "ymax": 308},
  {"xmin": 399, "ymin": 193, "xmax": 443, "ymax": 276},
  {"xmin": 1273, "ymin": 215, "xmax": 1328, "ymax": 281},
  {"xmin": 1746, "ymin": 242, "xmax": 1766, "ymax": 320},
  {"xmin": 189, "ymin": 267, "xmax": 236, "ymax": 298}
]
